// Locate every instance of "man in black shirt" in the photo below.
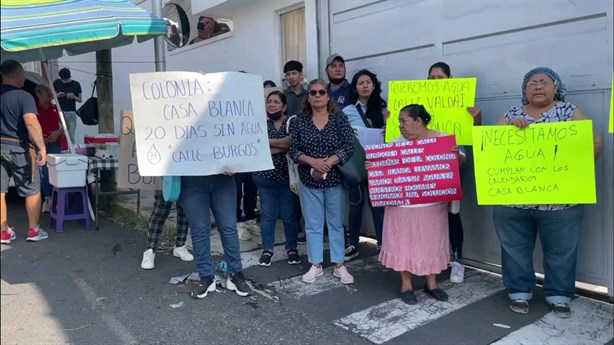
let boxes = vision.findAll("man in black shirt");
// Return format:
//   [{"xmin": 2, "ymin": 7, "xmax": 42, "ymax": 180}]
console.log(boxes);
[
  {"xmin": 1, "ymin": 60, "xmax": 48, "ymax": 244},
  {"xmin": 53, "ymin": 68, "xmax": 82, "ymax": 142}
]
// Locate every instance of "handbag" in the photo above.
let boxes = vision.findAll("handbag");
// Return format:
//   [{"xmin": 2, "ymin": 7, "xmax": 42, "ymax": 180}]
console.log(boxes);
[
  {"xmin": 163, "ymin": 176, "xmax": 181, "ymax": 202},
  {"xmin": 285, "ymin": 115, "xmax": 300, "ymax": 194},
  {"xmin": 77, "ymin": 81, "xmax": 98, "ymax": 125},
  {"xmin": 335, "ymin": 112, "xmax": 367, "ymax": 189}
]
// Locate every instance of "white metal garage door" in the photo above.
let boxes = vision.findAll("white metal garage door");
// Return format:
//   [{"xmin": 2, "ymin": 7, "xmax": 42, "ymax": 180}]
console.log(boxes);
[{"xmin": 319, "ymin": 0, "xmax": 613, "ymax": 295}]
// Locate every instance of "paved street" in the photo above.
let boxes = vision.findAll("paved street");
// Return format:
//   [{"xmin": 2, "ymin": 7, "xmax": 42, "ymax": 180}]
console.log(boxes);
[{"xmin": 1, "ymin": 197, "xmax": 613, "ymax": 345}]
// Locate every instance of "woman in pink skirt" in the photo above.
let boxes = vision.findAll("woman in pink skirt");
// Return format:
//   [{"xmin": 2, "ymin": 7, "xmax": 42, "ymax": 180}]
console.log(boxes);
[{"xmin": 366, "ymin": 104, "xmax": 466, "ymax": 305}]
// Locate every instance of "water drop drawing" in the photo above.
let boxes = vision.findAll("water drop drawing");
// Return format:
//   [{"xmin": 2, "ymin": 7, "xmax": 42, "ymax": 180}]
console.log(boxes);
[{"xmin": 147, "ymin": 144, "xmax": 162, "ymax": 165}]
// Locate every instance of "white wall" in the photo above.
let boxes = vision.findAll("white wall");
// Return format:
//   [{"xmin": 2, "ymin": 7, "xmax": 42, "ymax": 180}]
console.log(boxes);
[
  {"xmin": 167, "ymin": 0, "xmax": 318, "ymax": 86},
  {"xmin": 319, "ymin": 0, "xmax": 614, "ymax": 292},
  {"xmin": 58, "ymin": 0, "xmax": 318, "ymax": 144}
]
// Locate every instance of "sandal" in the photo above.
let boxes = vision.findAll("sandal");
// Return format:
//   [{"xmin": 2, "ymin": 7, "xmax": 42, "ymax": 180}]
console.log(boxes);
[{"xmin": 423, "ymin": 287, "xmax": 448, "ymax": 301}]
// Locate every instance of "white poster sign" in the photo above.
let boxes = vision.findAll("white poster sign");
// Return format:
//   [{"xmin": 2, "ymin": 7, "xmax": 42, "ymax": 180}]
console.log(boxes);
[{"xmin": 129, "ymin": 71, "xmax": 273, "ymax": 176}]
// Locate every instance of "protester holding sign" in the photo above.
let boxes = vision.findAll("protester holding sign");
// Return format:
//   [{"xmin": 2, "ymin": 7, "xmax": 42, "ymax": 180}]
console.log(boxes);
[
  {"xmin": 289, "ymin": 79, "xmax": 355, "ymax": 285},
  {"xmin": 492, "ymin": 67, "xmax": 603, "ymax": 318},
  {"xmin": 426, "ymin": 62, "xmax": 482, "ymax": 284},
  {"xmin": 370, "ymin": 104, "xmax": 465, "ymax": 305},
  {"xmin": 253, "ymin": 91, "xmax": 301, "ymax": 267},
  {"xmin": 341, "ymin": 69, "xmax": 388, "ymax": 260}
]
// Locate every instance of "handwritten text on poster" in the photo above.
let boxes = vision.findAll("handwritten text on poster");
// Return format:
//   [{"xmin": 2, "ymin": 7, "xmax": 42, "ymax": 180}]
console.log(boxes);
[
  {"xmin": 365, "ymin": 135, "xmax": 462, "ymax": 207},
  {"xmin": 129, "ymin": 72, "xmax": 274, "ymax": 176},
  {"xmin": 472, "ymin": 121, "xmax": 596, "ymax": 205},
  {"xmin": 386, "ymin": 78, "xmax": 477, "ymax": 145}
]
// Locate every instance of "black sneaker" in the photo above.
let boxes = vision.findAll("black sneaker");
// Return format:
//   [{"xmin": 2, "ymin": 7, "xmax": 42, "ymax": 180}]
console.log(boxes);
[
  {"xmin": 400, "ymin": 290, "xmax": 417, "ymax": 305},
  {"xmin": 344, "ymin": 245, "xmax": 359, "ymax": 261},
  {"xmin": 287, "ymin": 249, "xmax": 301, "ymax": 265},
  {"xmin": 423, "ymin": 287, "xmax": 448, "ymax": 301},
  {"xmin": 191, "ymin": 276, "xmax": 217, "ymax": 299},
  {"xmin": 226, "ymin": 272, "xmax": 251, "ymax": 297},
  {"xmin": 297, "ymin": 234, "xmax": 307, "ymax": 245},
  {"xmin": 258, "ymin": 250, "xmax": 274, "ymax": 267}
]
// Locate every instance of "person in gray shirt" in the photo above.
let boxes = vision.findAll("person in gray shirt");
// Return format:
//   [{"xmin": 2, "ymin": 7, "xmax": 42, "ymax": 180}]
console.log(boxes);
[{"xmin": 282, "ymin": 60, "xmax": 307, "ymax": 116}]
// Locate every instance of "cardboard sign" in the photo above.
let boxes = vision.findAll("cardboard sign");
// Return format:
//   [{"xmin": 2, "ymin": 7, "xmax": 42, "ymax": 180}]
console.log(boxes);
[
  {"xmin": 365, "ymin": 135, "xmax": 462, "ymax": 207},
  {"xmin": 129, "ymin": 71, "xmax": 274, "ymax": 176},
  {"xmin": 386, "ymin": 78, "xmax": 477, "ymax": 145},
  {"xmin": 472, "ymin": 121, "xmax": 596, "ymax": 205},
  {"xmin": 117, "ymin": 110, "xmax": 161, "ymax": 190}
]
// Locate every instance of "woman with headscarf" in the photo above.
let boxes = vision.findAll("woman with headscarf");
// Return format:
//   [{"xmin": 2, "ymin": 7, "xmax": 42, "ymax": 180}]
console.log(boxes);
[{"xmin": 493, "ymin": 67, "xmax": 602, "ymax": 318}]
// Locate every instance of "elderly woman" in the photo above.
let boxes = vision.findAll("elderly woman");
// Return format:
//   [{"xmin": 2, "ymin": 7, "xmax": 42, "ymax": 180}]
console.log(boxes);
[
  {"xmin": 427, "ymin": 61, "xmax": 482, "ymax": 284},
  {"xmin": 35, "ymin": 84, "xmax": 67, "ymax": 213},
  {"xmin": 289, "ymin": 79, "xmax": 355, "ymax": 284},
  {"xmin": 341, "ymin": 69, "xmax": 388, "ymax": 260},
  {"xmin": 253, "ymin": 91, "xmax": 301, "ymax": 266},
  {"xmin": 367, "ymin": 104, "xmax": 466, "ymax": 305},
  {"xmin": 494, "ymin": 67, "xmax": 602, "ymax": 318}
]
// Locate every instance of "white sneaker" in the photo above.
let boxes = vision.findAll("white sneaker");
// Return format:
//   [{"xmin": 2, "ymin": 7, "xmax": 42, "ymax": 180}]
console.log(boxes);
[
  {"xmin": 173, "ymin": 245, "xmax": 194, "ymax": 262},
  {"xmin": 141, "ymin": 249, "xmax": 155, "ymax": 270},
  {"xmin": 302, "ymin": 265, "xmax": 323, "ymax": 283},
  {"xmin": 26, "ymin": 227, "xmax": 48, "ymax": 242},
  {"xmin": 41, "ymin": 198, "xmax": 52, "ymax": 213},
  {"xmin": 450, "ymin": 261, "xmax": 465, "ymax": 283},
  {"xmin": 333, "ymin": 265, "xmax": 355, "ymax": 284}
]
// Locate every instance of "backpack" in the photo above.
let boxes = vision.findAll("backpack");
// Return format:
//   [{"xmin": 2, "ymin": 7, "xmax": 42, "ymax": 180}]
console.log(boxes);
[{"xmin": 77, "ymin": 81, "xmax": 98, "ymax": 125}]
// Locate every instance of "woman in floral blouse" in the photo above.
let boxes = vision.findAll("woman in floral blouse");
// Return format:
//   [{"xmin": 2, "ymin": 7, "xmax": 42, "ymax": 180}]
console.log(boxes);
[
  {"xmin": 253, "ymin": 91, "xmax": 301, "ymax": 267},
  {"xmin": 289, "ymin": 79, "xmax": 355, "ymax": 284}
]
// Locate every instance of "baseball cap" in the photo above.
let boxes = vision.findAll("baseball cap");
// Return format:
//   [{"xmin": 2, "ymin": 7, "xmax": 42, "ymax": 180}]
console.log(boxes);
[{"xmin": 326, "ymin": 54, "xmax": 345, "ymax": 67}]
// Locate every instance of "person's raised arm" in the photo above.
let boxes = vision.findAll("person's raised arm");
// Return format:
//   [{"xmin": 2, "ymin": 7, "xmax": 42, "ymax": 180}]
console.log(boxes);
[{"xmin": 572, "ymin": 107, "xmax": 603, "ymax": 160}]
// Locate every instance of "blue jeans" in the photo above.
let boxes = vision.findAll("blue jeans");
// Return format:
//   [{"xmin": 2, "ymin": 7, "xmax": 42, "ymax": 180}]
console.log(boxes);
[
  {"xmin": 178, "ymin": 175, "xmax": 242, "ymax": 278},
  {"xmin": 348, "ymin": 183, "xmax": 384, "ymax": 246},
  {"xmin": 493, "ymin": 205, "xmax": 585, "ymax": 304},
  {"xmin": 299, "ymin": 183, "xmax": 346, "ymax": 264},
  {"xmin": 253, "ymin": 176, "xmax": 299, "ymax": 251},
  {"xmin": 40, "ymin": 142, "xmax": 62, "ymax": 197}
]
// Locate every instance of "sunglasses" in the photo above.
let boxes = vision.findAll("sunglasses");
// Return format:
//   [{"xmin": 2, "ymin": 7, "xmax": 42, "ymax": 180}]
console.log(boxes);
[
  {"xmin": 197, "ymin": 23, "xmax": 205, "ymax": 30},
  {"xmin": 309, "ymin": 90, "xmax": 327, "ymax": 96}
]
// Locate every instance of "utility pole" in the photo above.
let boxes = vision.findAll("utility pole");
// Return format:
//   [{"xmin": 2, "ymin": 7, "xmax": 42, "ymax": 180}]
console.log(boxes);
[
  {"xmin": 152, "ymin": 0, "xmax": 166, "ymax": 73},
  {"xmin": 96, "ymin": 49, "xmax": 114, "ymax": 133}
]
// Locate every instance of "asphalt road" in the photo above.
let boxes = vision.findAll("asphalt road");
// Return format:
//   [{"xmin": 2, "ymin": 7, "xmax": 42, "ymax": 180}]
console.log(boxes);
[{"xmin": 2, "ymin": 196, "xmax": 612, "ymax": 345}]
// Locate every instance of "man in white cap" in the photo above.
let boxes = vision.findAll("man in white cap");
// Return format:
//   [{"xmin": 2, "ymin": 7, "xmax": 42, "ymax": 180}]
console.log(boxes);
[{"xmin": 325, "ymin": 54, "xmax": 351, "ymax": 109}]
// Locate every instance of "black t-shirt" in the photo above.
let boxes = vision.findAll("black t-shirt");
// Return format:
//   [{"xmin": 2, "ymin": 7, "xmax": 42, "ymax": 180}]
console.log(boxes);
[
  {"xmin": 0, "ymin": 84, "xmax": 39, "ymax": 143},
  {"xmin": 53, "ymin": 79, "xmax": 82, "ymax": 111}
]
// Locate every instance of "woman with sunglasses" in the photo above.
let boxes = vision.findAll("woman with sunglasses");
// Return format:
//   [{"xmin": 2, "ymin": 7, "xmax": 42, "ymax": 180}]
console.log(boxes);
[
  {"xmin": 289, "ymin": 79, "xmax": 355, "ymax": 284},
  {"xmin": 341, "ymin": 69, "xmax": 388, "ymax": 260}
]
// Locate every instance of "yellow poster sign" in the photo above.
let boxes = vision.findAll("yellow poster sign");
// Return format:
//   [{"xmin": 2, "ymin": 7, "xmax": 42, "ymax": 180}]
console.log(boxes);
[
  {"xmin": 472, "ymin": 121, "xmax": 596, "ymax": 205},
  {"xmin": 609, "ymin": 74, "xmax": 613, "ymax": 133},
  {"xmin": 386, "ymin": 78, "xmax": 477, "ymax": 145}
]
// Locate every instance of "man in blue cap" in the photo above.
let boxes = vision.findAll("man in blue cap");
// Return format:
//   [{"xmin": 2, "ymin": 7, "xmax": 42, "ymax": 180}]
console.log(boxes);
[{"xmin": 325, "ymin": 54, "xmax": 351, "ymax": 109}]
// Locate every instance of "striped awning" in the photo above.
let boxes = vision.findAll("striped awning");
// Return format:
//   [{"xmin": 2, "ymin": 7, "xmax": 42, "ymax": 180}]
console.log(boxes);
[{"xmin": 0, "ymin": 0, "xmax": 167, "ymax": 62}]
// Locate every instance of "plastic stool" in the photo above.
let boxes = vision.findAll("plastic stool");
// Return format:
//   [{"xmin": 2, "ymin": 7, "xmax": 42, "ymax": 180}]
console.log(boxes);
[{"xmin": 50, "ymin": 186, "xmax": 92, "ymax": 232}]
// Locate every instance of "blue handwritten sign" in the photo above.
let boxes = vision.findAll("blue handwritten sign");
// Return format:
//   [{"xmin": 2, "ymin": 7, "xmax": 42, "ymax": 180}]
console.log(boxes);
[{"xmin": 129, "ymin": 72, "xmax": 273, "ymax": 176}]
